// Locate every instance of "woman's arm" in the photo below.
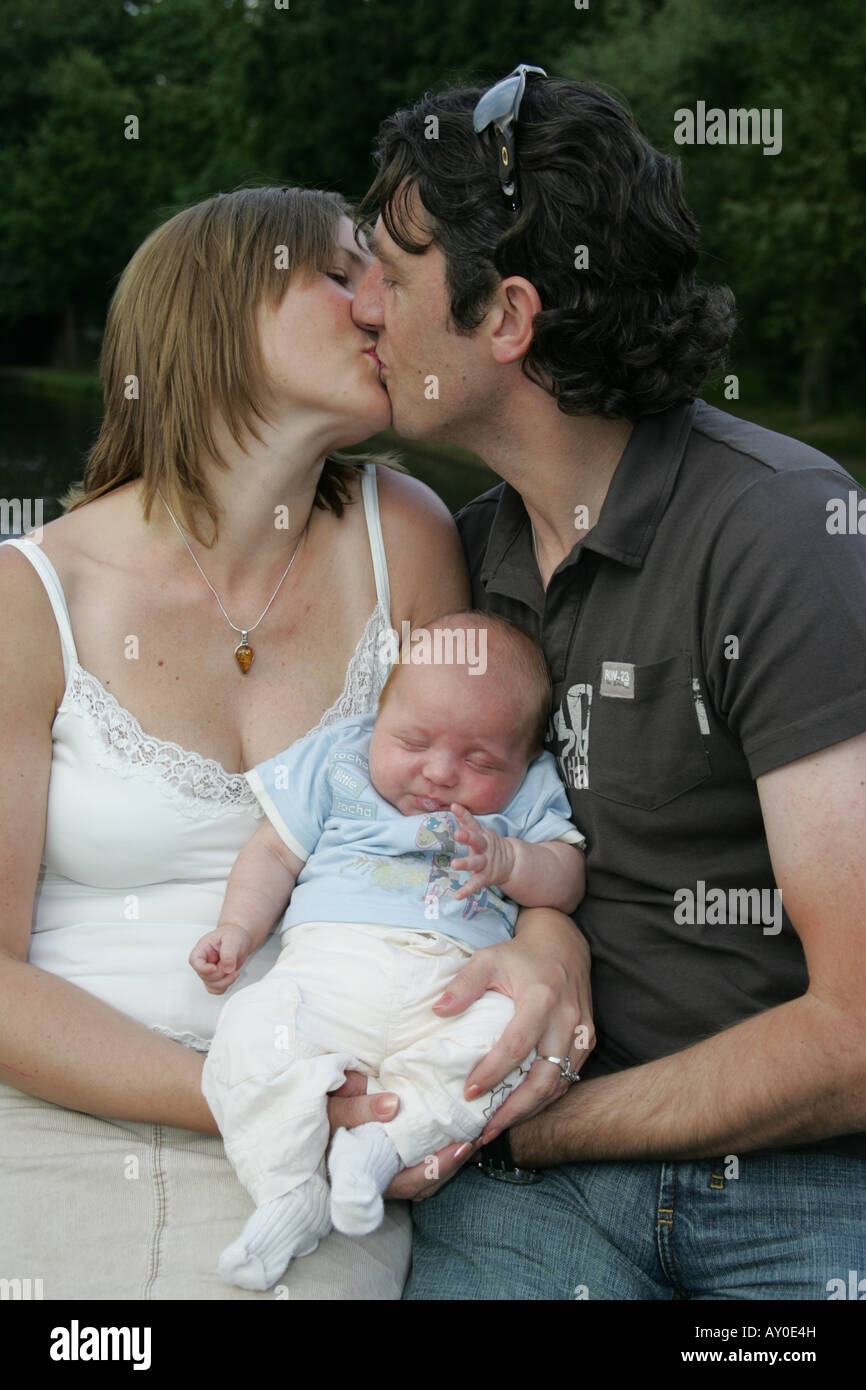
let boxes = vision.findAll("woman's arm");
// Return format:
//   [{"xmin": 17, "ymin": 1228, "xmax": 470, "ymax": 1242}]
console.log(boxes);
[{"xmin": 0, "ymin": 549, "xmax": 222, "ymax": 1131}]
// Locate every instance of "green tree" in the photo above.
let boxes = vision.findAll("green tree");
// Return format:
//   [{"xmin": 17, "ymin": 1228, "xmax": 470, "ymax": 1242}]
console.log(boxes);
[{"xmin": 557, "ymin": 0, "xmax": 866, "ymax": 417}]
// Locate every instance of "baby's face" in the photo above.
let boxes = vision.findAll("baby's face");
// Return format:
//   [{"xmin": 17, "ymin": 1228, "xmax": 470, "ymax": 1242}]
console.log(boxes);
[{"xmin": 368, "ymin": 662, "xmax": 534, "ymax": 817}]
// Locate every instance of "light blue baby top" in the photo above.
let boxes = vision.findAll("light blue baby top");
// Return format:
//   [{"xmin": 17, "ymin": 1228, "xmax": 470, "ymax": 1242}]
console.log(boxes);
[{"xmin": 246, "ymin": 713, "xmax": 585, "ymax": 950}]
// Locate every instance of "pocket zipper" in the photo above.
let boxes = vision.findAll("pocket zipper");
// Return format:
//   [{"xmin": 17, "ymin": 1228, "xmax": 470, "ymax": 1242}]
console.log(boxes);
[{"xmin": 692, "ymin": 678, "xmax": 710, "ymax": 736}]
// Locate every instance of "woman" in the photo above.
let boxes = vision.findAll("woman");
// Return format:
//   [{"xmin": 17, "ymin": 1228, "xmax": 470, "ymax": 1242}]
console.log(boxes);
[{"xmin": 0, "ymin": 186, "xmax": 591, "ymax": 1299}]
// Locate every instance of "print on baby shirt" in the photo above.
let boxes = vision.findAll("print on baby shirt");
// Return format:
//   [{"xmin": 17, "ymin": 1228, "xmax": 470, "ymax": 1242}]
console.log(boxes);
[
  {"xmin": 342, "ymin": 809, "xmax": 512, "ymax": 929},
  {"xmin": 327, "ymin": 747, "xmax": 376, "ymax": 821},
  {"xmin": 249, "ymin": 712, "xmax": 581, "ymax": 951}
]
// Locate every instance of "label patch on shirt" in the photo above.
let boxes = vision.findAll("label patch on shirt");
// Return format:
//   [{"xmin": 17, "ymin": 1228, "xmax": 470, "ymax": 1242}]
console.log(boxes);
[
  {"xmin": 327, "ymin": 762, "xmax": 368, "ymax": 799},
  {"xmin": 600, "ymin": 661, "xmax": 635, "ymax": 699},
  {"xmin": 331, "ymin": 793, "xmax": 377, "ymax": 821},
  {"xmin": 331, "ymin": 749, "xmax": 369, "ymax": 772}
]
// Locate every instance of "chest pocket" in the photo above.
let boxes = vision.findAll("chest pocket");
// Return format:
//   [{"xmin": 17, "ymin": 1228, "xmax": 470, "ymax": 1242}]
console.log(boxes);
[{"xmin": 588, "ymin": 653, "xmax": 711, "ymax": 810}]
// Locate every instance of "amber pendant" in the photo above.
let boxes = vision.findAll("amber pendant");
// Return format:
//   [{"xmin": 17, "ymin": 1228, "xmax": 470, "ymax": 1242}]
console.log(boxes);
[{"xmin": 234, "ymin": 632, "xmax": 254, "ymax": 674}]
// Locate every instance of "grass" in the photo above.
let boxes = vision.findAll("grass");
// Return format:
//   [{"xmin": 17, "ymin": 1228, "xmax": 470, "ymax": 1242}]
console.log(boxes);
[{"xmin": 1, "ymin": 366, "xmax": 102, "ymax": 396}]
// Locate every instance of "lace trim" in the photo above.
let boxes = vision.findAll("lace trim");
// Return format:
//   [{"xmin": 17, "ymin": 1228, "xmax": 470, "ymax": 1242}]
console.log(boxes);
[
  {"xmin": 302, "ymin": 602, "xmax": 391, "ymax": 740},
  {"xmin": 59, "ymin": 605, "xmax": 391, "ymax": 810},
  {"xmin": 152, "ymin": 1024, "xmax": 211, "ymax": 1053},
  {"xmin": 60, "ymin": 665, "xmax": 258, "ymax": 815}
]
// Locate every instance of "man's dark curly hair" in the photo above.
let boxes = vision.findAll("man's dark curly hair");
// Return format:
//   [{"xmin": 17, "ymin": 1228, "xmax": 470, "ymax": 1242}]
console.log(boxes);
[{"xmin": 360, "ymin": 75, "xmax": 736, "ymax": 420}]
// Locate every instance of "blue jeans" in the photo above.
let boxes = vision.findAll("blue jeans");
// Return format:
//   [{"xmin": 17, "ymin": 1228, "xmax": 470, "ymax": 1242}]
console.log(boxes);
[{"xmin": 404, "ymin": 1151, "xmax": 866, "ymax": 1300}]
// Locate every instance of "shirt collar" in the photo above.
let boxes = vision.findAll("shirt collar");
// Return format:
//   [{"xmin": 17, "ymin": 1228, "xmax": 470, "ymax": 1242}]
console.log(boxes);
[{"xmin": 480, "ymin": 401, "xmax": 697, "ymax": 595}]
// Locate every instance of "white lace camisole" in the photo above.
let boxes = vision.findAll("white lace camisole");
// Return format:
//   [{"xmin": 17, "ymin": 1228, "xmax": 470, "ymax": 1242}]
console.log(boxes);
[{"xmin": 6, "ymin": 464, "xmax": 392, "ymax": 1051}]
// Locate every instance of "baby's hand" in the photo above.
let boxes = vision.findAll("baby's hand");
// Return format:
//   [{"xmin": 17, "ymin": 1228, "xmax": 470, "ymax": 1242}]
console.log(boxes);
[
  {"xmin": 450, "ymin": 804, "xmax": 516, "ymax": 900},
  {"xmin": 189, "ymin": 925, "xmax": 253, "ymax": 994}
]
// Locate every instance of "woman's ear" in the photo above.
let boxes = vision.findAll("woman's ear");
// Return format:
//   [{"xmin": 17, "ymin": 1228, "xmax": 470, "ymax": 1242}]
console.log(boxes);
[{"xmin": 488, "ymin": 276, "xmax": 543, "ymax": 365}]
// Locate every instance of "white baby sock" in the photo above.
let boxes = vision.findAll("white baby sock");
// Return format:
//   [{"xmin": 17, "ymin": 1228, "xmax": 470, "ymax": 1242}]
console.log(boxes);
[
  {"xmin": 328, "ymin": 1123, "xmax": 403, "ymax": 1236},
  {"xmin": 218, "ymin": 1178, "xmax": 331, "ymax": 1290}
]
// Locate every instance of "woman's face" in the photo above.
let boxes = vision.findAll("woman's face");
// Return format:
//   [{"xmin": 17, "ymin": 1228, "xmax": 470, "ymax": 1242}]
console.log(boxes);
[{"xmin": 256, "ymin": 216, "xmax": 392, "ymax": 446}]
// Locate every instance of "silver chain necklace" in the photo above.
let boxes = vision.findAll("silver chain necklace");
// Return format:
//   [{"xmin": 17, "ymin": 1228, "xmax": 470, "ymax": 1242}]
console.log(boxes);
[{"xmin": 157, "ymin": 490, "xmax": 305, "ymax": 674}]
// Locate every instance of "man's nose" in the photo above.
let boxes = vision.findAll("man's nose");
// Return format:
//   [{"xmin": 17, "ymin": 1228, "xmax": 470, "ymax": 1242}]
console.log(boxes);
[{"xmin": 352, "ymin": 261, "xmax": 384, "ymax": 329}]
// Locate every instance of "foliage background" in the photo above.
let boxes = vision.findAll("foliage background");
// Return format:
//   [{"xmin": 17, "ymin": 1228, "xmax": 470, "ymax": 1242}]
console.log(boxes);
[{"xmin": 1, "ymin": 0, "xmax": 863, "ymax": 432}]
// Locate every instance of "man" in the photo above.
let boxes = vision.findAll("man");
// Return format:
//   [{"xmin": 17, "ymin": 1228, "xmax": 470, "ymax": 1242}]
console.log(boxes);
[{"xmin": 351, "ymin": 69, "xmax": 866, "ymax": 1299}]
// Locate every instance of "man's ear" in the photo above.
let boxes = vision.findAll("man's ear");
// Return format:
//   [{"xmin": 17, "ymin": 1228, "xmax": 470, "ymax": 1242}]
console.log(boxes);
[{"xmin": 488, "ymin": 276, "xmax": 543, "ymax": 365}]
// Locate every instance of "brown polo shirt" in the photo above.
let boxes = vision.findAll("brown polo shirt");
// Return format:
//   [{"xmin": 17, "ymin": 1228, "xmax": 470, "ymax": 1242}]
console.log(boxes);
[{"xmin": 456, "ymin": 399, "xmax": 866, "ymax": 1159}]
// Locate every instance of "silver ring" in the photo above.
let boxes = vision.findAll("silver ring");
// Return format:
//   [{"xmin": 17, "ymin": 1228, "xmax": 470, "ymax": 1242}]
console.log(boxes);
[{"xmin": 543, "ymin": 1056, "xmax": 581, "ymax": 1084}]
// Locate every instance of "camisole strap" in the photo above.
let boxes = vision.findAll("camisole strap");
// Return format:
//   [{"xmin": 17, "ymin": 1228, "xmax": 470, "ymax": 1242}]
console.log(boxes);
[
  {"xmin": 3, "ymin": 538, "xmax": 79, "ymax": 681},
  {"xmin": 360, "ymin": 462, "xmax": 392, "ymax": 624}
]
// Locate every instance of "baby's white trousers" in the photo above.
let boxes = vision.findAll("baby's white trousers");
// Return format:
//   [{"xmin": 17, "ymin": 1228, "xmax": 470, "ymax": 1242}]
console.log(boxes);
[{"xmin": 202, "ymin": 921, "xmax": 530, "ymax": 1206}]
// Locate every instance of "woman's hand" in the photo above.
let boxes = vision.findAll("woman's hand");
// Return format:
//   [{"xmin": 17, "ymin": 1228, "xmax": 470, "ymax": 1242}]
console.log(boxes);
[
  {"xmin": 434, "ymin": 907, "xmax": 595, "ymax": 1145},
  {"xmin": 326, "ymin": 1073, "xmax": 482, "ymax": 1201}
]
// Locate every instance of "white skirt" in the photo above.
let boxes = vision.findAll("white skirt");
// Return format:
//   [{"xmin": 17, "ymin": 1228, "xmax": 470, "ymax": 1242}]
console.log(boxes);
[{"xmin": 0, "ymin": 1080, "xmax": 411, "ymax": 1301}]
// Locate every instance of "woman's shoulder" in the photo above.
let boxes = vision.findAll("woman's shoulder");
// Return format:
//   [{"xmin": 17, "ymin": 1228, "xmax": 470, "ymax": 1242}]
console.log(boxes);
[
  {"xmin": 5, "ymin": 485, "xmax": 137, "ymax": 580},
  {"xmin": 0, "ymin": 487, "xmax": 140, "ymax": 705},
  {"xmin": 367, "ymin": 458, "xmax": 455, "ymax": 529},
  {"xmin": 360, "ymin": 460, "xmax": 470, "ymax": 623},
  {"xmin": 0, "ymin": 538, "xmax": 68, "ymax": 715}
]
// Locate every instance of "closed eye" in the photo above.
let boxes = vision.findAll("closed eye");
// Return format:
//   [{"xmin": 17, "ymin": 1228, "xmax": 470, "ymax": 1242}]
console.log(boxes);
[{"xmin": 327, "ymin": 269, "xmax": 350, "ymax": 286}]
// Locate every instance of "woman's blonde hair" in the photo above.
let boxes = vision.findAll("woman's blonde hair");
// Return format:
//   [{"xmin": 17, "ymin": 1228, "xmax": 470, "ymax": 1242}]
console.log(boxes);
[{"xmin": 64, "ymin": 186, "xmax": 382, "ymax": 544}]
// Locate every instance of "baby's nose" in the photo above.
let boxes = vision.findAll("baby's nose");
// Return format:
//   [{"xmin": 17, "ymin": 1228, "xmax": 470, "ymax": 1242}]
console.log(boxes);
[{"xmin": 423, "ymin": 751, "xmax": 458, "ymax": 787}]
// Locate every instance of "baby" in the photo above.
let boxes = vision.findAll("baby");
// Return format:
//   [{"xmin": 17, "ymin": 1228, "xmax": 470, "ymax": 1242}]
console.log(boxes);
[{"xmin": 192, "ymin": 611, "xmax": 586, "ymax": 1290}]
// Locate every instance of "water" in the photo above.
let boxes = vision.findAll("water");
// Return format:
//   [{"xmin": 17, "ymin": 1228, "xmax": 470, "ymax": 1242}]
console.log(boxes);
[{"xmin": 0, "ymin": 374, "xmax": 499, "ymax": 531}]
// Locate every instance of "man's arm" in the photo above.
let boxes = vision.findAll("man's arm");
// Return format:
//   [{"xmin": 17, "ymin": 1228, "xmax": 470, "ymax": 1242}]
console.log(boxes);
[{"xmin": 506, "ymin": 731, "xmax": 866, "ymax": 1162}]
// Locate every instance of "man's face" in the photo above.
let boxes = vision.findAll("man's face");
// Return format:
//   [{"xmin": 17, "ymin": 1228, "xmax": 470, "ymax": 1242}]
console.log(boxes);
[{"xmin": 351, "ymin": 211, "xmax": 492, "ymax": 441}]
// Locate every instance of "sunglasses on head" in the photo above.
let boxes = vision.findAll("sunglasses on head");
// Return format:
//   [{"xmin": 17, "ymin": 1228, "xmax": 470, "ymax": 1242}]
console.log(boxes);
[{"xmin": 472, "ymin": 64, "xmax": 548, "ymax": 214}]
